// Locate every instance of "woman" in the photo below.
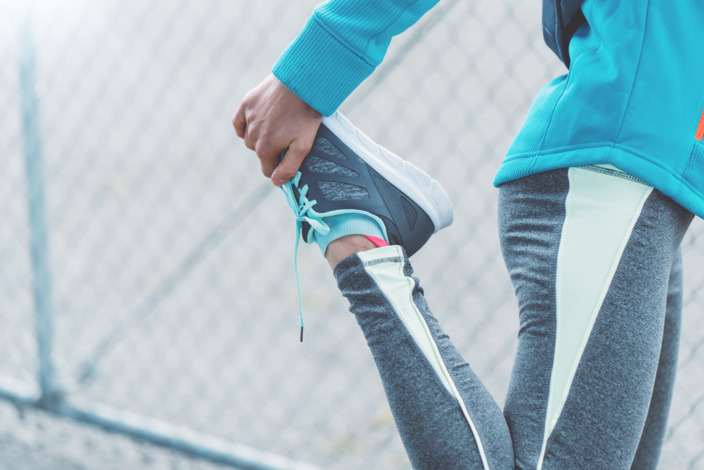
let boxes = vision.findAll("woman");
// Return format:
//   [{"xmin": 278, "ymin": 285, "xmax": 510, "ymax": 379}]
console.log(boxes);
[{"xmin": 233, "ymin": 1, "xmax": 704, "ymax": 467}]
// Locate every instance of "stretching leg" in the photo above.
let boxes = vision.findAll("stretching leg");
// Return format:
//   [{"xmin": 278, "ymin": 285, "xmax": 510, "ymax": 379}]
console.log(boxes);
[{"xmin": 333, "ymin": 244, "xmax": 514, "ymax": 469}]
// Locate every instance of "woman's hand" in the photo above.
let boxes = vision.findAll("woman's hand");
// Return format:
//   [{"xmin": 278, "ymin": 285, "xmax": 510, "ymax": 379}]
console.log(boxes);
[{"xmin": 233, "ymin": 74, "xmax": 323, "ymax": 186}]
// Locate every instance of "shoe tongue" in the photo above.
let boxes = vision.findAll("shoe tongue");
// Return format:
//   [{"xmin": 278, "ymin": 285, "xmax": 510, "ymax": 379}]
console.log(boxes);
[{"xmin": 301, "ymin": 221, "xmax": 312, "ymax": 241}]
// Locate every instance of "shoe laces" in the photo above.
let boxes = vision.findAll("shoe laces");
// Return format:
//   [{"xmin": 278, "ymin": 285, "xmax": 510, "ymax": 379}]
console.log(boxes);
[{"xmin": 281, "ymin": 172, "xmax": 330, "ymax": 342}]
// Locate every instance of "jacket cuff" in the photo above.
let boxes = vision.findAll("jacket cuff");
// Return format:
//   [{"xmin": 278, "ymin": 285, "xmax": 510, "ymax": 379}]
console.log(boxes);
[{"xmin": 273, "ymin": 15, "xmax": 375, "ymax": 116}]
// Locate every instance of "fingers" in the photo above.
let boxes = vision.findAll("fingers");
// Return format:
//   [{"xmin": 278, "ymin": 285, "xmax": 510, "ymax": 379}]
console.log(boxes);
[
  {"xmin": 232, "ymin": 75, "xmax": 323, "ymax": 185},
  {"xmin": 255, "ymin": 138, "xmax": 282, "ymax": 178},
  {"xmin": 232, "ymin": 105, "xmax": 246, "ymax": 139},
  {"xmin": 238, "ymin": 111, "xmax": 319, "ymax": 184},
  {"xmin": 242, "ymin": 118, "xmax": 257, "ymax": 151},
  {"xmin": 237, "ymin": 114, "xmax": 286, "ymax": 178},
  {"xmin": 271, "ymin": 137, "xmax": 315, "ymax": 186}
]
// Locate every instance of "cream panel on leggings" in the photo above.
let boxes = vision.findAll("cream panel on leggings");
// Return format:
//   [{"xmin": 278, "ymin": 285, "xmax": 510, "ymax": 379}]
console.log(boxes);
[
  {"xmin": 359, "ymin": 245, "xmax": 491, "ymax": 470},
  {"xmin": 537, "ymin": 167, "xmax": 654, "ymax": 469}
]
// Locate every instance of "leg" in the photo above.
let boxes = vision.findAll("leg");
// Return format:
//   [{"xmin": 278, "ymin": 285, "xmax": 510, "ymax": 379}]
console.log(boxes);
[
  {"xmin": 499, "ymin": 168, "xmax": 693, "ymax": 469},
  {"xmin": 332, "ymin": 244, "xmax": 514, "ymax": 469},
  {"xmin": 630, "ymin": 250, "xmax": 683, "ymax": 469},
  {"xmin": 498, "ymin": 170, "xmax": 568, "ymax": 469},
  {"xmin": 280, "ymin": 113, "xmax": 510, "ymax": 468}
]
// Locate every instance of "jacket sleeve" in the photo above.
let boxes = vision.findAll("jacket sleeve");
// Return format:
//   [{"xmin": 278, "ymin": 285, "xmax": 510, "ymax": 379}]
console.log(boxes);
[{"xmin": 272, "ymin": 0, "xmax": 442, "ymax": 116}]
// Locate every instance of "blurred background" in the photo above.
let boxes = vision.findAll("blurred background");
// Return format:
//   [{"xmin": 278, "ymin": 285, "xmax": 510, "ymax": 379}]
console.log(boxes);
[{"xmin": 2, "ymin": 0, "xmax": 703, "ymax": 468}]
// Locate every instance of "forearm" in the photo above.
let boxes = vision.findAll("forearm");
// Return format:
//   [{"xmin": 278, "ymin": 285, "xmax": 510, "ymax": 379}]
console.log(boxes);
[{"xmin": 273, "ymin": 0, "xmax": 442, "ymax": 116}]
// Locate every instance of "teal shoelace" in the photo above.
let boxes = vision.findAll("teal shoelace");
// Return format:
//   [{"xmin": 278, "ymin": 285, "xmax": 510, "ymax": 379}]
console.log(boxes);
[{"xmin": 281, "ymin": 172, "xmax": 330, "ymax": 342}]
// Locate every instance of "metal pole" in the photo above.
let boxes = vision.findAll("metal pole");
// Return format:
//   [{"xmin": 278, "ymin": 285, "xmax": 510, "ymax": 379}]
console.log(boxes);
[
  {"xmin": 0, "ymin": 372, "xmax": 321, "ymax": 470},
  {"xmin": 56, "ymin": 397, "xmax": 324, "ymax": 470},
  {"xmin": 18, "ymin": 0, "xmax": 58, "ymax": 406}
]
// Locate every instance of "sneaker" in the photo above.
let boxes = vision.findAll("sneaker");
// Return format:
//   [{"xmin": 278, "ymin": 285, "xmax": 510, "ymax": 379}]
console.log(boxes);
[
  {"xmin": 281, "ymin": 112, "xmax": 454, "ymax": 341},
  {"xmin": 282, "ymin": 112, "xmax": 454, "ymax": 256}
]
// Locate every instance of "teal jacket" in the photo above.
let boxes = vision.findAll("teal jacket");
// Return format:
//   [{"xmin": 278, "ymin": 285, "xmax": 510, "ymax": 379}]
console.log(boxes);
[{"xmin": 273, "ymin": 0, "xmax": 704, "ymax": 219}]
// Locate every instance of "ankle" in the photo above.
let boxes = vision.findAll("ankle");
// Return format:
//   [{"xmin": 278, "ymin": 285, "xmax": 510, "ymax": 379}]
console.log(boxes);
[{"xmin": 325, "ymin": 235, "xmax": 376, "ymax": 269}]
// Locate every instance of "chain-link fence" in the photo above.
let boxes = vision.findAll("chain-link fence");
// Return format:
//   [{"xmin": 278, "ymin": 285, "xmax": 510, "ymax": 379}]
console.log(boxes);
[{"xmin": 2, "ymin": 0, "xmax": 703, "ymax": 468}]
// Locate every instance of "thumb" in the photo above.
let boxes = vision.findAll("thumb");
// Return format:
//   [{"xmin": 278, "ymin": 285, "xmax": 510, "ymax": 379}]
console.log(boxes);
[{"xmin": 271, "ymin": 138, "xmax": 313, "ymax": 186}]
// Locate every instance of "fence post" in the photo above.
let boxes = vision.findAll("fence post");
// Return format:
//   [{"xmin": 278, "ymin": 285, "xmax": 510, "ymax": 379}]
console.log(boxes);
[{"xmin": 18, "ymin": 1, "xmax": 59, "ymax": 407}]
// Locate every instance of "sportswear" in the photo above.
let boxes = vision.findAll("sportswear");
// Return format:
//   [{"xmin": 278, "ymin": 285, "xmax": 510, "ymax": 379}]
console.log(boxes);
[
  {"xmin": 268, "ymin": 2, "xmax": 699, "ymax": 467},
  {"xmin": 272, "ymin": 0, "xmax": 704, "ymax": 220},
  {"xmin": 282, "ymin": 111, "xmax": 454, "ymax": 257},
  {"xmin": 542, "ymin": 0, "xmax": 586, "ymax": 67},
  {"xmin": 333, "ymin": 167, "xmax": 692, "ymax": 469},
  {"xmin": 280, "ymin": 111, "xmax": 453, "ymax": 340},
  {"xmin": 495, "ymin": 0, "xmax": 704, "ymax": 220}
]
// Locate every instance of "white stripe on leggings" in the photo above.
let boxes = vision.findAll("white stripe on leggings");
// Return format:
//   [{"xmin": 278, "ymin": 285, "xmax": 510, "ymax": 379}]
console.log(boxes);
[
  {"xmin": 536, "ymin": 167, "xmax": 653, "ymax": 469},
  {"xmin": 359, "ymin": 245, "xmax": 491, "ymax": 470}
]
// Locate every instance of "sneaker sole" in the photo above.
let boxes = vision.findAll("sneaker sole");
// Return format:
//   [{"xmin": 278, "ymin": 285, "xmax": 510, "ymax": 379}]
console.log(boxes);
[{"xmin": 322, "ymin": 112, "xmax": 454, "ymax": 232}]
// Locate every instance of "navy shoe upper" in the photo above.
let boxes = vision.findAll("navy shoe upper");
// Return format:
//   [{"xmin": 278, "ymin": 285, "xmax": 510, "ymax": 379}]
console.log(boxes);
[{"xmin": 294, "ymin": 124, "xmax": 435, "ymax": 257}]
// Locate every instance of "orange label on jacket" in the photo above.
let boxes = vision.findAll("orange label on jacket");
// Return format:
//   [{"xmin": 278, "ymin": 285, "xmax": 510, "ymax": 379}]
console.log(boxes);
[{"xmin": 697, "ymin": 108, "xmax": 704, "ymax": 141}]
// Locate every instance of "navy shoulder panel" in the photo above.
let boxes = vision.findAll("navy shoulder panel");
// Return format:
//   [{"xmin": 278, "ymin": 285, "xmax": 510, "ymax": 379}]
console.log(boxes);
[{"xmin": 542, "ymin": 0, "xmax": 585, "ymax": 67}]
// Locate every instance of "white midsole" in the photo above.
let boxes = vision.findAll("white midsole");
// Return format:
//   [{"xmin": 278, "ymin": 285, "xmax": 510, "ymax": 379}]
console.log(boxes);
[{"xmin": 322, "ymin": 112, "xmax": 454, "ymax": 232}]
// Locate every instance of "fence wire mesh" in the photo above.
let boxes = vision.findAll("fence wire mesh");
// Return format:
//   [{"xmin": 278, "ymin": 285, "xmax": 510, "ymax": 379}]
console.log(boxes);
[{"xmin": 2, "ymin": 0, "xmax": 703, "ymax": 468}]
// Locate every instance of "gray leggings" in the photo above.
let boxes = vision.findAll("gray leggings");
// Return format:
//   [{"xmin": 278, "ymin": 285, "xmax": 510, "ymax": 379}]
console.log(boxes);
[{"xmin": 333, "ymin": 167, "xmax": 693, "ymax": 469}]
